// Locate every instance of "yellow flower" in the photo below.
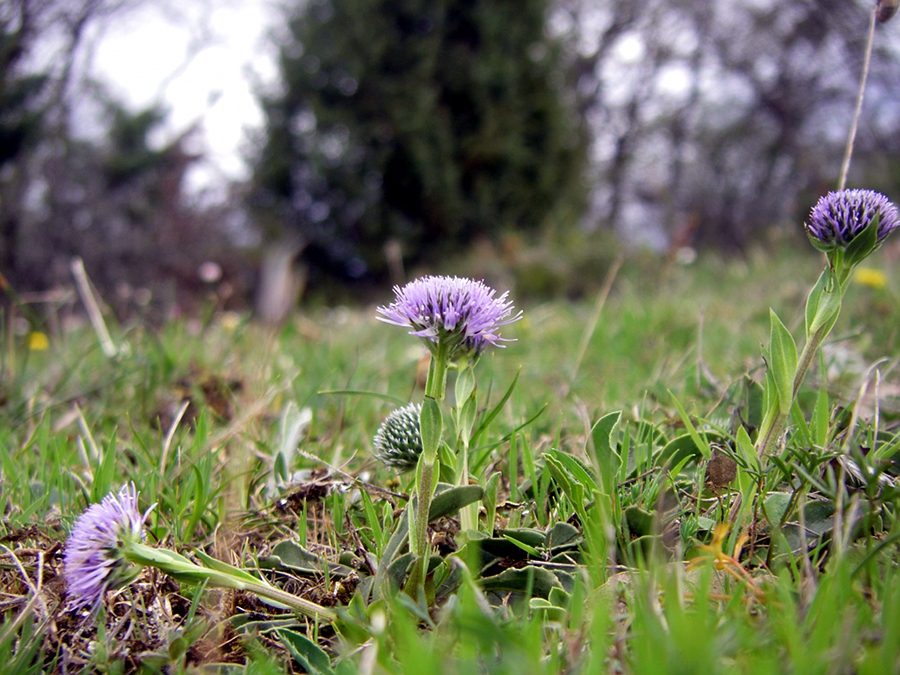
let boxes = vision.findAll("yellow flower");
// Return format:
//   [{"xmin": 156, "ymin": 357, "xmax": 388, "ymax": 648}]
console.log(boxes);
[
  {"xmin": 218, "ymin": 311, "xmax": 241, "ymax": 333},
  {"xmin": 28, "ymin": 331, "xmax": 49, "ymax": 351},
  {"xmin": 853, "ymin": 267, "xmax": 888, "ymax": 289}
]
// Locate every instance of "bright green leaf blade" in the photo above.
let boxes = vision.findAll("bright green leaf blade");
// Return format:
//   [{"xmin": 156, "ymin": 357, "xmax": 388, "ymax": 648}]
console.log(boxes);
[
  {"xmin": 768, "ymin": 309, "xmax": 798, "ymax": 416},
  {"xmin": 668, "ymin": 392, "xmax": 711, "ymax": 460},
  {"xmin": 419, "ymin": 396, "xmax": 443, "ymax": 463},
  {"xmin": 277, "ymin": 629, "xmax": 335, "ymax": 675}
]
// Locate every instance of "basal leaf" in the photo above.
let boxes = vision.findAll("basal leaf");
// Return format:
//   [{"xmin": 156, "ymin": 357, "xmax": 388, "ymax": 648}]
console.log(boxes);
[
  {"xmin": 260, "ymin": 540, "xmax": 356, "ymax": 577},
  {"xmin": 480, "ymin": 566, "xmax": 562, "ymax": 599},
  {"xmin": 277, "ymin": 629, "xmax": 335, "ymax": 675}
]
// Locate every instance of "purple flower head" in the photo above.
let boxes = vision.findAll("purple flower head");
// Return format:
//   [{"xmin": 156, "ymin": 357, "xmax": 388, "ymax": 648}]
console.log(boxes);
[
  {"xmin": 64, "ymin": 484, "xmax": 151, "ymax": 611},
  {"xmin": 805, "ymin": 189, "xmax": 899, "ymax": 251},
  {"xmin": 376, "ymin": 276, "xmax": 522, "ymax": 357}
]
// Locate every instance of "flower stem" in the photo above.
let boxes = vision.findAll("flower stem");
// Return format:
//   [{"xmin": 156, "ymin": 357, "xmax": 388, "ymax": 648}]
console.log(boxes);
[
  {"xmin": 792, "ymin": 324, "xmax": 829, "ymax": 402},
  {"xmin": 755, "ymin": 409, "xmax": 787, "ymax": 460},
  {"xmin": 425, "ymin": 342, "xmax": 450, "ymax": 401},
  {"xmin": 240, "ymin": 579, "xmax": 336, "ymax": 622},
  {"xmin": 410, "ymin": 461, "xmax": 435, "ymax": 586},
  {"xmin": 410, "ymin": 343, "xmax": 450, "ymax": 590},
  {"xmin": 124, "ymin": 543, "xmax": 335, "ymax": 622},
  {"xmin": 457, "ymin": 442, "xmax": 478, "ymax": 534}
]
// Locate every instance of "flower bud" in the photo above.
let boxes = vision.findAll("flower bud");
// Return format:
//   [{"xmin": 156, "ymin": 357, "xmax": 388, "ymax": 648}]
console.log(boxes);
[{"xmin": 373, "ymin": 403, "xmax": 424, "ymax": 472}]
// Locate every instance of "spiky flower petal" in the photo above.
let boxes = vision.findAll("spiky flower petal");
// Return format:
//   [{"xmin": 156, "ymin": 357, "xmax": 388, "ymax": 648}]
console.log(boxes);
[
  {"xmin": 373, "ymin": 403, "xmax": 423, "ymax": 471},
  {"xmin": 805, "ymin": 189, "xmax": 899, "ymax": 250},
  {"xmin": 376, "ymin": 276, "xmax": 522, "ymax": 357},
  {"xmin": 64, "ymin": 484, "xmax": 150, "ymax": 611}
]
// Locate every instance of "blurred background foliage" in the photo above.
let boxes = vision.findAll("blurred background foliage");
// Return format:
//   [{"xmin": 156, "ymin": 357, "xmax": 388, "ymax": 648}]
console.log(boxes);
[
  {"xmin": 1, "ymin": 0, "xmax": 899, "ymax": 317},
  {"xmin": 251, "ymin": 0, "xmax": 589, "ymax": 284}
]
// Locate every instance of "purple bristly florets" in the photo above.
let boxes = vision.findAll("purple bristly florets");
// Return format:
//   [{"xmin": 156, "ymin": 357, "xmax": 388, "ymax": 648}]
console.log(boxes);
[
  {"xmin": 376, "ymin": 276, "xmax": 522, "ymax": 356},
  {"xmin": 805, "ymin": 189, "xmax": 899, "ymax": 249},
  {"xmin": 64, "ymin": 484, "xmax": 150, "ymax": 611}
]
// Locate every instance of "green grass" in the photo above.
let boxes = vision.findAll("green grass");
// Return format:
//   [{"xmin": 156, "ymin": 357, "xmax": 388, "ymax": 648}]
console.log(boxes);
[{"xmin": 1, "ymin": 245, "xmax": 899, "ymax": 673}]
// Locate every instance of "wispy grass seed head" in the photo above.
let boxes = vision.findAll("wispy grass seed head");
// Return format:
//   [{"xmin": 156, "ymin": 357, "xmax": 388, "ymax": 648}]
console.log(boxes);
[
  {"xmin": 805, "ymin": 189, "xmax": 899, "ymax": 250},
  {"xmin": 64, "ymin": 484, "xmax": 150, "ymax": 611},
  {"xmin": 376, "ymin": 276, "xmax": 522, "ymax": 358},
  {"xmin": 373, "ymin": 403, "xmax": 423, "ymax": 472}
]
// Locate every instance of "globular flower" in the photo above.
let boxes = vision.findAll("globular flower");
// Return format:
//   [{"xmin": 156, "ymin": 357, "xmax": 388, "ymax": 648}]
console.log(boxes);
[
  {"xmin": 376, "ymin": 276, "xmax": 522, "ymax": 358},
  {"xmin": 373, "ymin": 403, "xmax": 423, "ymax": 471},
  {"xmin": 64, "ymin": 484, "xmax": 151, "ymax": 611},
  {"xmin": 805, "ymin": 189, "xmax": 899, "ymax": 251}
]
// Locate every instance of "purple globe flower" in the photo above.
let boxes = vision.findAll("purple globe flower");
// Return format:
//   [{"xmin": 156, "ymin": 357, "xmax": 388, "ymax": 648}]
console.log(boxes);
[
  {"xmin": 64, "ymin": 484, "xmax": 151, "ymax": 611},
  {"xmin": 376, "ymin": 276, "xmax": 522, "ymax": 357},
  {"xmin": 805, "ymin": 189, "xmax": 899, "ymax": 250}
]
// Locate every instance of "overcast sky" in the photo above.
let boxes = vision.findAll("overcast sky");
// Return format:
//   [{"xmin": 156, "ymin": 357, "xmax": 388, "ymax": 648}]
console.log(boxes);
[{"xmin": 88, "ymin": 0, "xmax": 279, "ymax": 195}]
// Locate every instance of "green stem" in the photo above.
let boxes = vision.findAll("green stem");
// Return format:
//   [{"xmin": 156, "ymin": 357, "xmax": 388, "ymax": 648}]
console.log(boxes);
[
  {"xmin": 793, "ymin": 324, "xmax": 829, "ymax": 401},
  {"xmin": 411, "ymin": 460, "xmax": 435, "ymax": 559},
  {"xmin": 410, "ymin": 340, "xmax": 451, "ymax": 590},
  {"xmin": 239, "ymin": 579, "xmax": 336, "ymax": 622},
  {"xmin": 755, "ymin": 409, "xmax": 787, "ymax": 460},
  {"xmin": 457, "ymin": 441, "xmax": 477, "ymax": 534},
  {"xmin": 425, "ymin": 342, "xmax": 450, "ymax": 401},
  {"xmin": 124, "ymin": 543, "xmax": 335, "ymax": 622},
  {"xmin": 409, "ymin": 457, "xmax": 437, "ymax": 590}
]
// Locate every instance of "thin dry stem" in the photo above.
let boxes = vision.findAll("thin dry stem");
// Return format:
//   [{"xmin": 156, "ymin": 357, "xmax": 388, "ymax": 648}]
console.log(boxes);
[
  {"xmin": 565, "ymin": 253, "xmax": 624, "ymax": 397},
  {"xmin": 70, "ymin": 256, "xmax": 118, "ymax": 359},
  {"xmin": 837, "ymin": 8, "xmax": 877, "ymax": 190}
]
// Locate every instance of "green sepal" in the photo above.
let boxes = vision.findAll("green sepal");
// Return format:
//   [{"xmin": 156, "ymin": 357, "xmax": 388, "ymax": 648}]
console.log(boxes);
[
  {"xmin": 806, "ymin": 233, "xmax": 835, "ymax": 254},
  {"xmin": 843, "ymin": 214, "xmax": 881, "ymax": 268}
]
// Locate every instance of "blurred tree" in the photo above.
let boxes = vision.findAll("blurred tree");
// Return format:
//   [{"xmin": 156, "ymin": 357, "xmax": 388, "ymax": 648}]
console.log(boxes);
[
  {"xmin": 251, "ymin": 0, "xmax": 589, "ymax": 285},
  {"xmin": 25, "ymin": 98, "xmax": 246, "ymax": 317},
  {"xmin": 0, "ymin": 4, "xmax": 49, "ymax": 277},
  {"xmin": 1, "ymin": 0, "xmax": 144, "ymax": 290},
  {"xmin": 555, "ymin": 0, "xmax": 900, "ymax": 250},
  {"xmin": 0, "ymin": 16, "xmax": 46, "ymax": 170},
  {"xmin": 0, "ymin": 0, "xmax": 249, "ymax": 317}
]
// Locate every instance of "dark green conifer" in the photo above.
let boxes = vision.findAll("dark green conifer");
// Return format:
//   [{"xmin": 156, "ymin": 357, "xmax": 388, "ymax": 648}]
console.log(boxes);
[{"xmin": 252, "ymin": 0, "xmax": 587, "ymax": 282}]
